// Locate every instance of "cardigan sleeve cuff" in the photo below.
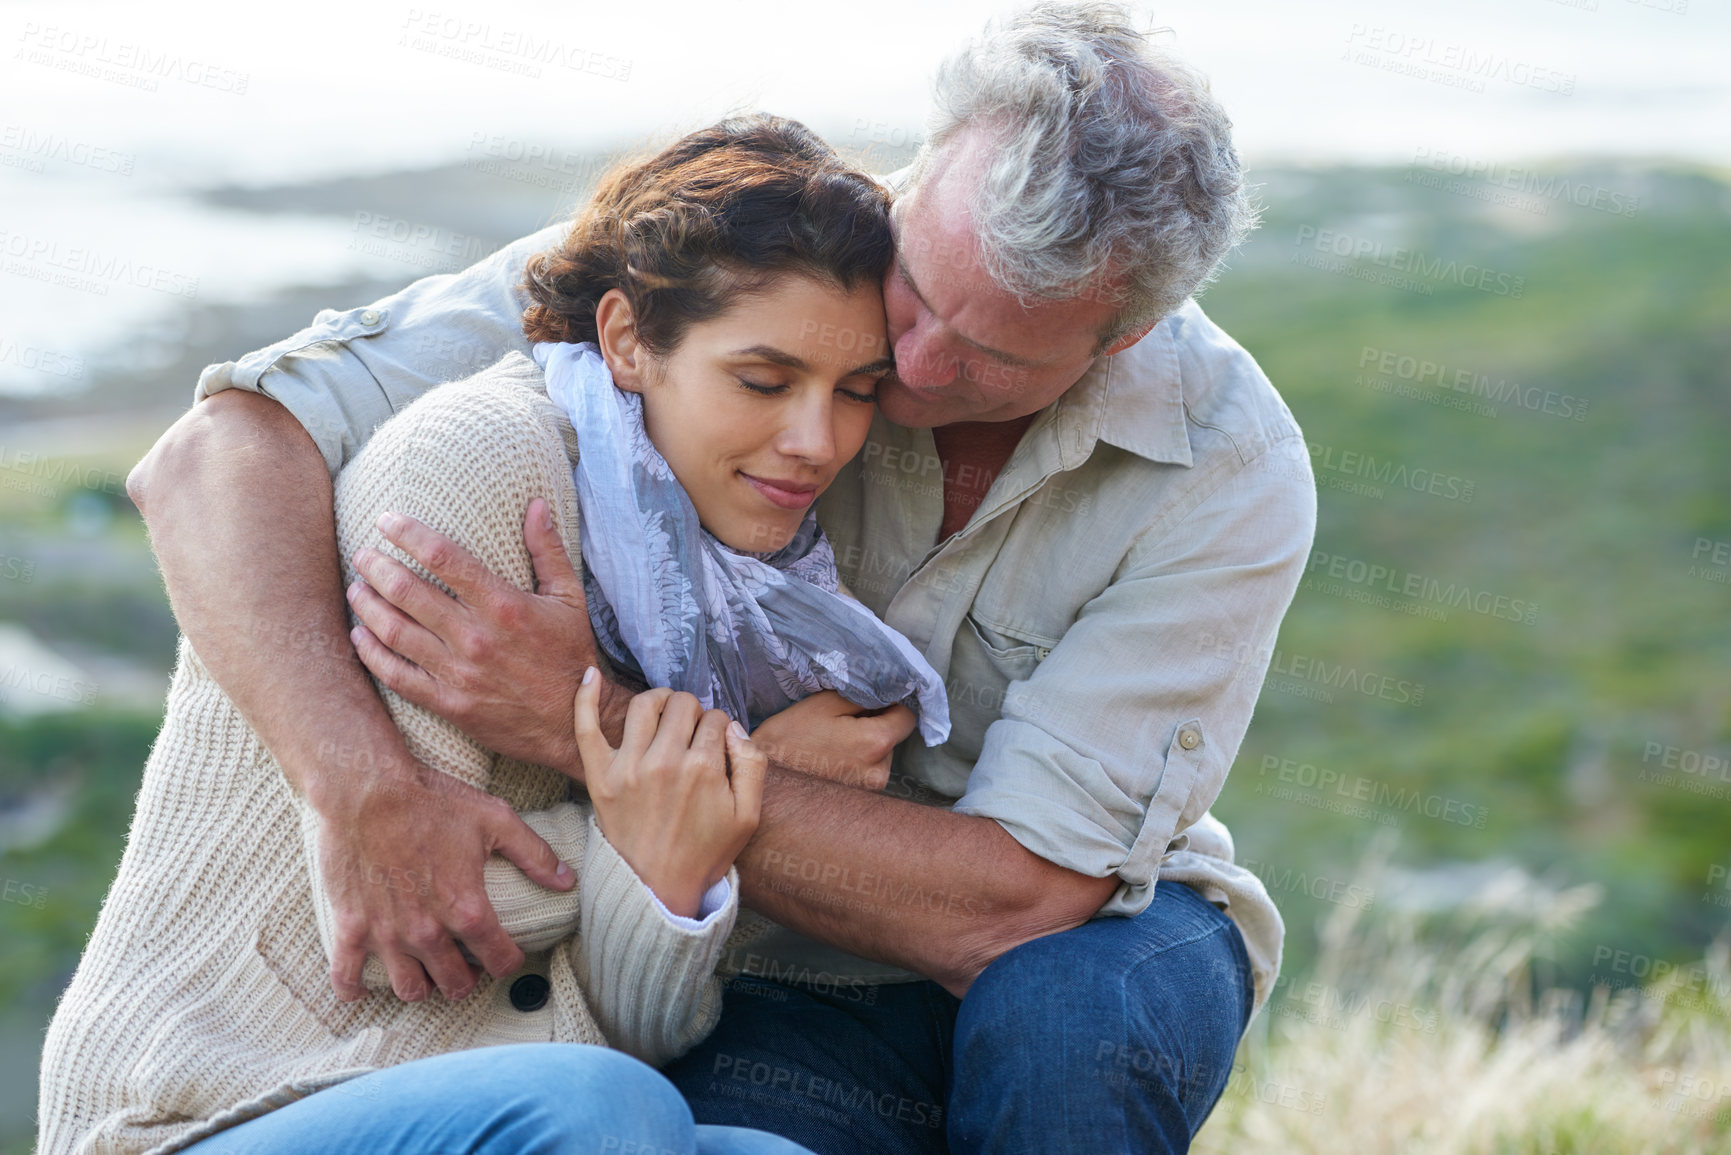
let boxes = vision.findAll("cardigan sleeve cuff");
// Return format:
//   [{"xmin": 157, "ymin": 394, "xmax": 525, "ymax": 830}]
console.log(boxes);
[
  {"xmin": 301, "ymin": 798, "xmax": 590, "ymax": 993},
  {"xmin": 479, "ymin": 801, "xmax": 588, "ymax": 954},
  {"xmin": 574, "ymin": 812, "xmax": 737, "ymax": 1066}
]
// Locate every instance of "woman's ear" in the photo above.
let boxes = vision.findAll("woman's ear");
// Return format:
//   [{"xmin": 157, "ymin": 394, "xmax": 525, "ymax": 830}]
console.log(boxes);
[{"xmin": 595, "ymin": 288, "xmax": 650, "ymax": 393}]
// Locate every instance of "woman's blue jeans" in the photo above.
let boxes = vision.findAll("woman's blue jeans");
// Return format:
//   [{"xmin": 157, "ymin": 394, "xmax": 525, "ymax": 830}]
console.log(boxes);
[
  {"xmin": 185, "ymin": 1043, "xmax": 813, "ymax": 1154},
  {"xmin": 664, "ymin": 879, "xmax": 1253, "ymax": 1155}
]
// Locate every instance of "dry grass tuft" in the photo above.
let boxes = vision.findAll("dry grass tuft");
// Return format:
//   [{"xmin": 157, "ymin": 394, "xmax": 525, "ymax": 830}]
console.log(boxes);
[{"xmin": 1195, "ymin": 846, "xmax": 1731, "ymax": 1154}]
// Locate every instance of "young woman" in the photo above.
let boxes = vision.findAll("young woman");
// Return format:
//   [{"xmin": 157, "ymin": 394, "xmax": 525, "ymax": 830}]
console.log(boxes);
[{"xmin": 38, "ymin": 114, "xmax": 947, "ymax": 1155}]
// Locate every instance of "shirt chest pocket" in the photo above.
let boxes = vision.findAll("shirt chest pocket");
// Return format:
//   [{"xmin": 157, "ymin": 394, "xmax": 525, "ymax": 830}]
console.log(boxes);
[{"xmin": 942, "ymin": 613, "xmax": 1053, "ymax": 759}]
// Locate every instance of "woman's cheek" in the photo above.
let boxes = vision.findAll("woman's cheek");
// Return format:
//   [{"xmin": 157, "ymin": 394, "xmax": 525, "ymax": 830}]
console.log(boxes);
[{"xmin": 836, "ymin": 403, "xmax": 875, "ymax": 466}]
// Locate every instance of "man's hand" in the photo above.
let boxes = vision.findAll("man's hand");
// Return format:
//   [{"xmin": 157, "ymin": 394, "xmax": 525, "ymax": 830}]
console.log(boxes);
[
  {"xmin": 347, "ymin": 498, "xmax": 608, "ymax": 777},
  {"xmin": 319, "ymin": 762, "xmax": 577, "ymax": 1002},
  {"xmin": 749, "ymin": 690, "xmax": 916, "ymax": 791}
]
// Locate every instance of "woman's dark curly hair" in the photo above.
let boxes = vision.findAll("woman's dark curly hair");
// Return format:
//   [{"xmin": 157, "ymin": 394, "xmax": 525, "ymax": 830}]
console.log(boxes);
[{"xmin": 522, "ymin": 114, "xmax": 894, "ymax": 353}]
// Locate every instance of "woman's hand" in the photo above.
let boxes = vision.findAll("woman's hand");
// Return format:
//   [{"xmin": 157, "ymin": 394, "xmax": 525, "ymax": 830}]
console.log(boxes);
[
  {"xmin": 575, "ymin": 669, "xmax": 765, "ymax": 917},
  {"xmin": 749, "ymin": 691, "xmax": 917, "ymax": 791}
]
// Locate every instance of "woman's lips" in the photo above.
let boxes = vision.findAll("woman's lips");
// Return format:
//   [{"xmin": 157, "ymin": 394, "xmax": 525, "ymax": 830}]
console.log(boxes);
[{"xmin": 740, "ymin": 472, "xmax": 818, "ymax": 510}]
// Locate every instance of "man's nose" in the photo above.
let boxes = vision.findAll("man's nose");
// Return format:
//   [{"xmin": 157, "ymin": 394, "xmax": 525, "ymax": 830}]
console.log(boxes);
[{"xmin": 894, "ymin": 322, "xmax": 957, "ymax": 389}]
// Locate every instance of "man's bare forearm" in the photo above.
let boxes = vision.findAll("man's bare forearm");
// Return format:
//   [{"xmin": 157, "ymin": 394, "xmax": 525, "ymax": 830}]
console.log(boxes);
[
  {"xmin": 129, "ymin": 391, "xmax": 414, "ymax": 808},
  {"xmin": 131, "ymin": 390, "xmax": 632, "ymax": 803},
  {"xmin": 737, "ymin": 767, "xmax": 1117, "ymax": 996}
]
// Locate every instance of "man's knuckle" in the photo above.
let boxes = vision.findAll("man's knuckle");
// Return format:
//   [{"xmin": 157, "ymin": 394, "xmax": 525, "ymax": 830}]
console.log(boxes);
[
  {"xmin": 403, "ymin": 921, "xmax": 445, "ymax": 951},
  {"xmin": 449, "ymin": 903, "xmax": 490, "ymax": 938},
  {"xmin": 424, "ymin": 539, "xmax": 455, "ymax": 571},
  {"xmin": 492, "ymin": 596, "xmax": 524, "ymax": 632}
]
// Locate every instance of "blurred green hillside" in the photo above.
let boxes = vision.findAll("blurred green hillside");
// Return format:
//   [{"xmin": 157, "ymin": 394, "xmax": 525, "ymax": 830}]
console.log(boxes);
[
  {"xmin": 1202, "ymin": 161, "xmax": 1731, "ymax": 987},
  {"xmin": 0, "ymin": 158, "xmax": 1727, "ymax": 1150}
]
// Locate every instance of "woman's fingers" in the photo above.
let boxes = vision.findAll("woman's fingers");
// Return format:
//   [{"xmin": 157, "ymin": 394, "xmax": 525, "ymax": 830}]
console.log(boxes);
[
  {"xmin": 690, "ymin": 708, "xmax": 730, "ymax": 770},
  {"xmin": 618, "ymin": 686, "xmax": 677, "ymax": 760},
  {"xmin": 725, "ymin": 720, "xmax": 767, "ymax": 825},
  {"xmin": 645, "ymin": 692, "xmax": 706, "ymax": 769},
  {"xmin": 573, "ymin": 667, "xmax": 618, "ymax": 780}
]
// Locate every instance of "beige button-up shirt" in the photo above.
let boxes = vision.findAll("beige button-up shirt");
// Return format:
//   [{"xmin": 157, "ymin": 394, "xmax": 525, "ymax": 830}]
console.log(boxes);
[{"xmin": 197, "ymin": 223, "xmax": 1314, "ymax": 1012}]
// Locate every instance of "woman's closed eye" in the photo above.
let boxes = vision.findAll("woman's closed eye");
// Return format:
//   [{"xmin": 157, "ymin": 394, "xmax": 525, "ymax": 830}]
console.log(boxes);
[{"xmin": 736, "ymin": 377, "xmax": 879, "ymax": 404}]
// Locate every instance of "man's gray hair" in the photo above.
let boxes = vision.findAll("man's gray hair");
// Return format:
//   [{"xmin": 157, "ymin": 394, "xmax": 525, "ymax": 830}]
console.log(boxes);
[{"xmin": 910, "ymin": 1, "xmax": 1256, "ymax": 347}]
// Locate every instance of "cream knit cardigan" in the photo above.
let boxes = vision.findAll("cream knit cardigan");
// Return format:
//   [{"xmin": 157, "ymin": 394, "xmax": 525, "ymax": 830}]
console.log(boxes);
[{"xmin": 39, "ymin": 355, "xmax": 754, "ymax": 1155}]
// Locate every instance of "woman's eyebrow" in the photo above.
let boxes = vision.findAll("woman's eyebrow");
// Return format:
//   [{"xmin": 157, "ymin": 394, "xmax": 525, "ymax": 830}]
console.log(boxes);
[{"xmin": 729, "ymin": 345, "xmax": 895, "ymax": 378}]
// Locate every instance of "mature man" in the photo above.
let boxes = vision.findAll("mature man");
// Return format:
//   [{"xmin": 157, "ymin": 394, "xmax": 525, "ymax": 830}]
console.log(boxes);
[{"xmin": 126, "ymin": 3, "xmax": 1313, "ymax": 1152}]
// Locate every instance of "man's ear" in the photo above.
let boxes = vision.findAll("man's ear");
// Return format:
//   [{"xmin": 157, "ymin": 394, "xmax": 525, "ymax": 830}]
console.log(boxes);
[
  {"xmin": 1099, "ymin": 319, "xmax": 1158, "ymax": 358},
  {"xmin": 595, "ymin": 288, "xmax": 651, "ymax": 393}
]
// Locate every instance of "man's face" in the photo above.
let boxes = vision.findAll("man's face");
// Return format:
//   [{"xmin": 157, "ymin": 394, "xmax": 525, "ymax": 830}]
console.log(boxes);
[{"xmin": 876, "ymin": 133, "xmax": 1125, "ymax": 430}]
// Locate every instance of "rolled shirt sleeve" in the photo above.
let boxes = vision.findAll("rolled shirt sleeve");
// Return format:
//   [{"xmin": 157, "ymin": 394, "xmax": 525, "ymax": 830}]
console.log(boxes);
[
  {"xmin": 952, "ymin": 435, "xmax": 1316, "ymax": 919},
  {"xmin": 195, "ymin": 222, "xmax": 568, "ymax": 478}
]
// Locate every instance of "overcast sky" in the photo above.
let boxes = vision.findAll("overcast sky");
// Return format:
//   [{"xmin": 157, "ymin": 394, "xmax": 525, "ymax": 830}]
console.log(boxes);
[
  {"xmin": 3, "ymin": 0, "xmax": 1726, "ymax": 186},
  {"xmin": 1, "ymin": 0, "xmax": 1724, "ymax": 394}
]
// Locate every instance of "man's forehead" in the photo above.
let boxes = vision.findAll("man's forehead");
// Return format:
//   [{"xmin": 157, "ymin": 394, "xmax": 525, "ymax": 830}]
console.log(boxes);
[{"xmin": 892, "ymin": 180, "xmax": 1118, "ymax": 363}]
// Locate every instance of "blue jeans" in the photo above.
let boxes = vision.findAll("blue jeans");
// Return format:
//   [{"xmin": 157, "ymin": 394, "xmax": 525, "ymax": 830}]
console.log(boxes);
[
  {"xmin": 663, "ymin": 881, "xmax": 1252, "ymax": 1155},
  {"xmin": 186, "ymin": 1043, "xmax": 814, "ymax": 1154}
]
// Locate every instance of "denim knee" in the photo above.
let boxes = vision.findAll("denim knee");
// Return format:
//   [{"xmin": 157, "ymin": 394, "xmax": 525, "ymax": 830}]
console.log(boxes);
[{"xmin": 477, "ymin": 1044, "xmax": 697, "ymax": 1153}]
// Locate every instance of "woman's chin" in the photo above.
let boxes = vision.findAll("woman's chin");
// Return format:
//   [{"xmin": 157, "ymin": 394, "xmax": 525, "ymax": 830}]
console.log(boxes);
[{"xmin": 711, "ymin": 516, "xmax": 798, "ymax": 555}]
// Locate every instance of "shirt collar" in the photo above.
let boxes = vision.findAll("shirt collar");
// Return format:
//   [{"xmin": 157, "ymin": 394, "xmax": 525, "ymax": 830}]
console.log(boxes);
[{"xmin": 1051, "ymin": 311, "xmax": 1192, "ymax": 468}]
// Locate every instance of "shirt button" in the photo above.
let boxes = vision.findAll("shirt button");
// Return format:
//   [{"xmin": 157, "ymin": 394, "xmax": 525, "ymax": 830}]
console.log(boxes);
[
  {"xmin": 1178, "ymin": 727, "xmax": 1202, "ymax": 751},
  {"xmin": 509, "ymin": 973, "xmax": 550, "ymax": 1012},
  {"xmin": 358, "ymin": 309, "xmax": 381, "ymax": 325}
]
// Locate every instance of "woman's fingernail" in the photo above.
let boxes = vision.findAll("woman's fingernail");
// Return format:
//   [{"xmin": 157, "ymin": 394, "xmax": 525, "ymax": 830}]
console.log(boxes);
[
  {"xmin": 543, "ymin": 503, "xmax": 556, "ymax": 532},
  {"xmin": 556, "ymin": 861, "xmax": 575, "ymax": 884},
  {"xmin": 728, "ymin": 721, "xmax": 749, "ymax": 741},
  {"xmin": 582, "ymin": 666, "xmax": 598, "ymax": 686}
]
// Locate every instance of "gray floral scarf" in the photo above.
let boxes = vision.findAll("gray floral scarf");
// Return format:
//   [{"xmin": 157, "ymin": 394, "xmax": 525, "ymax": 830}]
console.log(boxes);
[{"xmin": 536, "ymin": 341, "xmax": 950, "ymax": 743}]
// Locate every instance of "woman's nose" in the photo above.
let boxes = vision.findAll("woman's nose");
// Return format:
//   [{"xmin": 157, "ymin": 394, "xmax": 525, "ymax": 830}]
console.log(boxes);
[{"xmin": 776, "ymin": 392, "xmax": 838, "ymax": 465}]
